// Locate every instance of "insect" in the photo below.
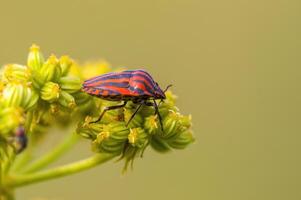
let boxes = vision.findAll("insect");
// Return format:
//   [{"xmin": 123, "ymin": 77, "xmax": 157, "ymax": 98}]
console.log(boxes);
[
  {"xmin": 82, "ymin": 69, "xmax": 171, "ymax": 130},
  {"xmin": 9, "ymin": 126, "xmax": 27, "ymax": 154}
]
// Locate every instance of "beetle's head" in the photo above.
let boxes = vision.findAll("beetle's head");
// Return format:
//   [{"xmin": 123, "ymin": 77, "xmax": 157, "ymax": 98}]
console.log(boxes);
[
  {"xmin": 153, "ymin": 82, "xmax": 165, "ymax": 99},
  {"xmin": 154, "ymin": 83, "xmax": 172, "ymax": 100}
]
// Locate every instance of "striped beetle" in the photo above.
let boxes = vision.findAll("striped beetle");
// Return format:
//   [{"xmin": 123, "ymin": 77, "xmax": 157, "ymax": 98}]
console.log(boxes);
[{"xmin": 82, "ymin": 69, "xmax": 171, "ymax": 130}]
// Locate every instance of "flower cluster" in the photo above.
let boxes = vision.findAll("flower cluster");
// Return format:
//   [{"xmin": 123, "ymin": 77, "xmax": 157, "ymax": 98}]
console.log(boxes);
[
  {"xmin": 0, "ymin": 45, "xmax": 194, "ymax": 171},
  {"xmin": 0, "ymin": 45, "xmax": 91, "ymax": 155},
  {"xmin": 77, "ymin": 85, "xmax": 194, "ymax": 171}
]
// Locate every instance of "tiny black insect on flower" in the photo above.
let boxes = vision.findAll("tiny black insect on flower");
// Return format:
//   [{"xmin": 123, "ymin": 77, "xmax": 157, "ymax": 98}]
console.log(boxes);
[
  {"xmin": 82, "ymin": 69, "xmax": 172, "ymax": 130},
  {"xmin": 9, "ymin": 126, "xmax": 27, "ymax": 154}
]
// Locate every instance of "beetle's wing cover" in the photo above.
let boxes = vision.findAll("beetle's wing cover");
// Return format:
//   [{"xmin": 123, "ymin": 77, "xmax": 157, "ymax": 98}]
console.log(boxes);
[
  {"xmin": 83, "ymin": 72, "xmax": 132, "ymax": 96},
  {"xmin": 128, "ymin": 70, "xmax": 157, "ymax": 96},
  {"xmin": 83, "ymin": 72, "xmax": 131, "ymax": 88}
]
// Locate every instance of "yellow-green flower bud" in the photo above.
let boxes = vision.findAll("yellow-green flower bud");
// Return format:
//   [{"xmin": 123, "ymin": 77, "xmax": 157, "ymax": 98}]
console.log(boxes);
[
  {"xmin": 77, "ymin": 116, "xmax": 104, "ymax": 139},
  {"xmin": 2, "ymin": 83, "xmax": 38, "ymax": 110},
  {"xmin": 144, "ymin": 115, "xmax": 160, "ymax": 135},
  {"xmin": 73, "ymin": 92, "xmax": 96, "ymax": 114},
  {"xmin": 165, "ymin": 90, "xmax": 177, "ymax": 105},
  {"xmin": 58, "ymin": 90, "xmax": 76, "ymax": 108},
  {"xmin": 77, "ymin": 126, "xmax": 94, "ymax": 139},
  {"xmin": 160, "ymin": 110, "xmax": 183, "ymax": 140},
  {"xmin": 157, "ymin": 91, "xmax": 178, "ymax": 118},
  {"xmin": 121, "ymin": 145, "xmax": 139, "ymax": 173},
  {"xmin": 128, "ymin": 128, "xmax": 148, "ymax": 148},
  {"xmin": 124, "ymin": 109, "xmax": 143, "ymax": 128},
  {"xmin": 60, "ymin": 56, "xmax": 73, "ymax": 76},
  {"xmin": 159, "ymin": 101, "xmax": 178, "ymax": 118},
  {"xmin": 73, "ymin": 91, "xmax": 90, "ymax": 102},
  {"xmin": 126, "ymin": 101, "xmax": 153, "ymax": 117},
  {"xmin": 2, "ymin": 83, "xmax": 23, "ymax": 107},
  {"xmin": 150, "ymin": 135, "xmax": 170, "ymax": 153},
  {"xmin": 30, "ymin": 71, "xmax": 44, "ymax": 90},
  {"xmin": 40, "ymin": 55, "xmax": 62, "ymax": 82},
  {"xmin": 91, "ymin": 122, "xmax": 129, "ymax": 154},
  {"xmin": 100, "ymin": 102, "xmax": 124, "ymax": 124},
  {"xmin": 21, "ymin": 86, "xmax": 39, "ymax": 110},
  {"xmin": 179, "ymin": 115, "xmax": 192, "ymax": 129},
  {"xmin": 0, "ymin": 107, "xmax": 24, "ymax": 137},
  {"xmin": 167, "ymin": 129, "xmax": 195, "ymax": 149},
  {"xmin": 41, "ymin": 82, "xmax": 60, "ymax": 102},
  {"xmin": 27, "ymin": 44, "xmax": 45, "ymax": 72},
  {"xmin": 58, "ymin": 76, "xmax": 81, "ymax": 93},
  {"xmin": 2, "ymin": 64, "xmax": 30, "ymax": 83},
  {"xmin": 77, "ymin": 100, "xmax": 96, "ymax": 114}
]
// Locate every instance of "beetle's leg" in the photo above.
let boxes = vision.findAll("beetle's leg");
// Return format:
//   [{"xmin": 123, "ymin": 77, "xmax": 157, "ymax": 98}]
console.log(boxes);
[
  {"xmin": 90, "ymin": 101, "xmax": 127, "ymax": 124},
  {"xmin": 126, "ymin": 103, "xmax": 143, "ymax": 127},
  {"xmin": 157, "ymin": 99, "xmax": 165, "ymax": 108},
  {"xmin": 153, "ymin": 100, "xmax": 164, "ymax": 131},
  {"xmin": 141, "ymin": 100, "xmax": 164, "ymax": 131},
  {"xmin": 126, "ymin": 99, "xmax": 156, "ymax": 127}
]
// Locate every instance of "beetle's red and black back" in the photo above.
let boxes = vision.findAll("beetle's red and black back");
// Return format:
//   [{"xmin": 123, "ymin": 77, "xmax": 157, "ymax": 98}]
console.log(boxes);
[{"xmin": 82, "ymin": 69, "xmax": 166, "ymax": 102}]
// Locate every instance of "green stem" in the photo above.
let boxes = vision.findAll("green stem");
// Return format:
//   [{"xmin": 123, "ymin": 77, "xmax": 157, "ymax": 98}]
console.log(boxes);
[
  {"xmin": 2, "ymin": 149, "xmax": 15, "ymax": 177},
  {"xmin": 0, "ymin": 188, "xmax": 15, "ymax": 200},
  {"xmin": 11, "ymin": 149, "xmax": 33, "ymax": 172},
  {"xmin": 5, "ymin": 153, "xmax": 116, "ymax": 188},
  {"xmin": 21, "ymin": 132, "xmax": 80, "ymax": 173}
]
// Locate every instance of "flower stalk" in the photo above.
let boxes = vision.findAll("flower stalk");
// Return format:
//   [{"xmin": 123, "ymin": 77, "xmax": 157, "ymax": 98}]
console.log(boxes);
[
  {"xmin": 21, "ymin": 132, "xmax": 80, "ymax": 174},
  {"xmin": 4, "ymin": 153, "xmax": 116, "ymax": 188}
]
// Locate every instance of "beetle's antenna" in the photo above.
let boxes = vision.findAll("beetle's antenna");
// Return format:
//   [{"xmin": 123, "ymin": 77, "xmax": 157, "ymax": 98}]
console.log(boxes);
[
  {"xmin": 163, "ymin": 84, "xmax": 172, "ymax": 93},
  {"xmin": 158, "ymin": 84, "xmax": 172, "ymax": 107}
]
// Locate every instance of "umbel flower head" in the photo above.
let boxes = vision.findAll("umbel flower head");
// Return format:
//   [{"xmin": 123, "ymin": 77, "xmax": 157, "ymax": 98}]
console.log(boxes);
[
  {"xmin": 0, "ymin": 45, "xmax": 88, "ymax": 142},
  {"xmin": 0, "ymin": 44, "xmax": 195, "ymax": 172},
  {"xmin": 77, "ymin": 90, "xmax": 195, "ymax": 171}
]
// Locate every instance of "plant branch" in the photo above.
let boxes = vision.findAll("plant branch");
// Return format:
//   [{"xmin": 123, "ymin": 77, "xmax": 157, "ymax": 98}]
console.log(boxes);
[
  {"xmin": 21, "ymin": 132, "xmax": 80, "ymax": 174},
  {"xmin": 10, "ymin": 149, "xmax": 33, "ymax": 173},
  {"xmin": 4, "ymin": 153, "xmax": 116, "ymax": 188}
]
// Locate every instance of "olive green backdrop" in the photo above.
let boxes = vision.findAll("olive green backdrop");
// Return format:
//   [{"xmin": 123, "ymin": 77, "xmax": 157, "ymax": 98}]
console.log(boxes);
[{"xmin": 0, "ymin": 0, "xmax": 300, "ymax": 200}]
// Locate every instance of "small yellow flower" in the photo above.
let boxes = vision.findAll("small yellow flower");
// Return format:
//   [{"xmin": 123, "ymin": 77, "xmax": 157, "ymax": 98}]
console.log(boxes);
[
  {"xmin": 128, "ymin": 128, "xmax": 148, "ymax": 148},
  {"xmin": 128, "ymin": 129, "xmax": 137, "ymax": 144},
  {"xmin": 41, "ymin": 82, "xmax": 60, "ymax": 102},
  {"xmin": 144, "ymin": 115, "xmax": 160, "ymax": 135},
  {"xmin": 96, "ymin": 131, "xmax": 110, "ymax": 142},
  {"xmin": 2, "ymin": 64, "xmax": 31, "ymax": 83},
  {"xmin": 0, "ymin": 107, "xmax": 24, "ymax": 136},
  {"xmin": 91, "ymin": 122, "xmax": 129, "ymax": 154}
]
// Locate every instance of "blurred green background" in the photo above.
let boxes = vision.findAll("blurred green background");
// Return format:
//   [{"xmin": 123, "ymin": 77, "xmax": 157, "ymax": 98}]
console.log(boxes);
[{"xmin": 0, "ymin": 0, "xmax": 300, "ymax": 199}]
